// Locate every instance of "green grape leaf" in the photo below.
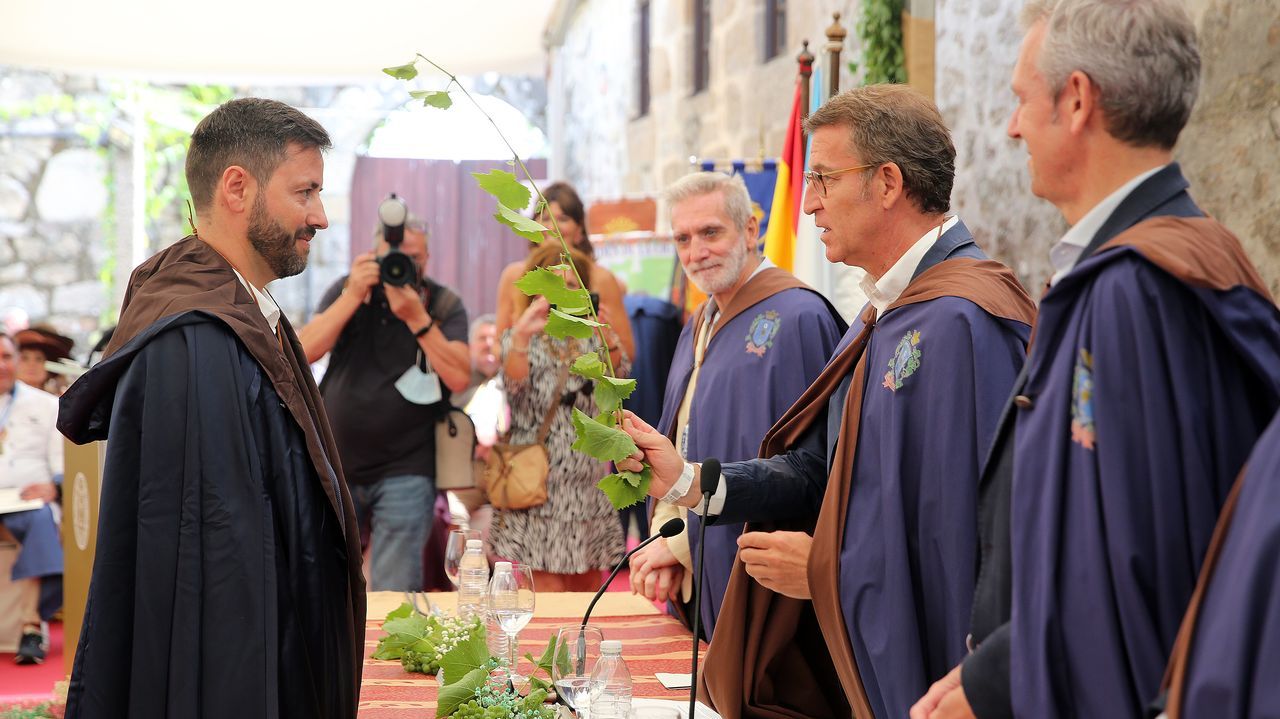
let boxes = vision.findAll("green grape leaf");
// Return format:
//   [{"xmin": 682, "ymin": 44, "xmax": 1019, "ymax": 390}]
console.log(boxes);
[
  {"xmin": 437, "ymin": 666, "xmax": 490, "ymax": 715},
  {"xmin": 371, "ymin": 637, "xmax": 411, "ymax": 660},
  {"xmin": 385, "ymin": 602, "xmax": 414, "ymax": 621},
  {"xmin": 556, "ymin": 304, "xmax": 591, "ymax": 317},
  {"xmin": 528, "ymin": 634, "xmax": 559, "ymax": 674},
  {"xmin": 382, "ymin": 614, "xmax": 431, "ymax": 639},
  {"xmin": 546, "ymin": 307, "xmax": 600, "ymax": 340},
  {"xmin": 439, "ymin": 632, "xmax": 491, "ymax": 685},
  {"xmin": 409, "ymin": 89, "xmax": 453, "ymax": 109},
  {"xmin": 371, "ymin": 612, "xmax": 432, "ymax": 660},
  {"xmin": 598, "ymin": 468, "xmax": 651, "ymax": 509},
  {"xmin": 595, "ymin": 410, "xmax": 619, "ymax": 428},
  {"xmin": 408, "ymin": 637, "xmax": 437, "ymax": 653},
  {"xmin": 471, "ymin": 169, "xmax": 532, "ymax": 212},
  {"xmin": 514, "ymin": 268, "xmax": 590, "ymax": 308},
  {"xmin": 571, "ymin": 408, "xmax": 637, "ymax": 462},
  {"xmin": 528, "ymin": 675, "xmax": 552, "ymax": 693},
  {"xmin": 382, "ymin": 61, "xmax": 419, "ymax": 80},
  {"xmin": 495, "ymin": 203, "xmax": 548, "ymax": 243},
  {"xmin": 593, "ymin": 375, "xmax": 637, "ymax": 415},
  {"xmin": 570, "ymin": 353, "xmax": 607, "ymax": 381}
]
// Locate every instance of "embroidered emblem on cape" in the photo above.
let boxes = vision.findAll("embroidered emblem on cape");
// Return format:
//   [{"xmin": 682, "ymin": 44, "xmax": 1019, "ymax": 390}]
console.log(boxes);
[
  {"xmin": 883, "ymin": 330, "xmax": 922, "ymax": 391},
  {"xmin": 1071, "ymin": 348, "xmax": 1096, "ymax": 450},
  {"xmin": 745, "ymin": 310, "xmax": 781, "ymax": 357}
]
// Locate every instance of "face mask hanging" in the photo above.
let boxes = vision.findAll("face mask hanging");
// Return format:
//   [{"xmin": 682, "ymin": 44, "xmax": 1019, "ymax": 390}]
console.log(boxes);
[{"xmin": 394, "ymin": 348, "xmax": 442, "ymax": 405}]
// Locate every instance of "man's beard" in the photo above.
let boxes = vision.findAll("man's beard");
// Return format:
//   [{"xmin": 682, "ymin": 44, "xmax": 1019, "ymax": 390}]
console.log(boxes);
[
  {"xmin": 686, "ymin": 237, "xmax": 751, "ymax": 296},
  {"xmin": 247, "ymin": 195, "xmax": 312, "ymax": 280}
]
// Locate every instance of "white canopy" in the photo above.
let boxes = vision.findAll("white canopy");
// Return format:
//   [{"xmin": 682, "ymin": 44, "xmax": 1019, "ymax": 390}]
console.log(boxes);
[{"xmin": 0, "ymin": 0, "xmax": 555, "ymax": 82}]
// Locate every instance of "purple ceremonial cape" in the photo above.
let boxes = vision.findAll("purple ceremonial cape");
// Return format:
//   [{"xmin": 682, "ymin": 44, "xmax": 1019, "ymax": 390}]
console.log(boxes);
[
  {"xmin": 656, "ymin": 271, "xmax": 845, "ymax": 639},
  {"xmin": 1008, "ymin": 217, "xmax": 1280, "ymax": 718},
  {"xmin": 1162, "ymin": 409, "xmax": 1280, "ymax": 718},
  {"xmin": 702, "ymin": 257, "xmax": 1036, "ymax": 719}
]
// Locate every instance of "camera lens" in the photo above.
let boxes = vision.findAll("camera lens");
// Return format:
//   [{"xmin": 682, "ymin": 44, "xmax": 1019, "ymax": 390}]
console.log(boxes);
[{"xmin": 380, "ymin": 251, "xmax": 417, "ymax": 287}]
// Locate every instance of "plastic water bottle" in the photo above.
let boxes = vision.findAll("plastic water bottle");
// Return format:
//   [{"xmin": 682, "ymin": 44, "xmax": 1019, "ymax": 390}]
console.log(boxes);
[
  {"xmin": 588, "ymin": 639, "xmax": 633, "ymax": 719},
  {"xmin": 457, "ymin": 539, "xmax": 488, "ymax": 621},
  {"xmin": 486, "ymin": 562, "xmax": 510, "ymax": 661}
]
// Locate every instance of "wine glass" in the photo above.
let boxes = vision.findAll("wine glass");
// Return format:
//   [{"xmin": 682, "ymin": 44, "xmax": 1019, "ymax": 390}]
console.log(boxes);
[
  {"xmin": 552, "ymin": 625, "xmax": 603, "ymax": 719},
  {"xmin": 445, "ymin": 529, "xmax": 482, "ymax": 589},
  {"xmin": 487, "ymin": 562, "xmax": 536, "ymax": 683}
]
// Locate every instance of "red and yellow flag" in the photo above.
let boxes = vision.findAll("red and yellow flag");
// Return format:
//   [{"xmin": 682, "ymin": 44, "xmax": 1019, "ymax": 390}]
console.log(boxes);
[{"xmin": 762, "ymin": 82, "xmax": 805, "ymax": 272}]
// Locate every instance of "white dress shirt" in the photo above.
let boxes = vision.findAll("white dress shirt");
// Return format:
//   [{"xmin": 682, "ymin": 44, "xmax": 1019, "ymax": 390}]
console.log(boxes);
[
  {"xmin": 230, "ymin": 267, "xmax": 282, "ymax": 334},
  {"xmin": 1048, "ymin": 164, "xmax": 1166, "ymax": 286},
  {"xmin": 859, "ymin": 215, "xmax": 960, "ymax": 319}
]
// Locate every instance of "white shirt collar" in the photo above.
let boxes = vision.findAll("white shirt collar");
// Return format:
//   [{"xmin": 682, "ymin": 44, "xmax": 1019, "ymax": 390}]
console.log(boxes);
[
  {"xmin": 1049, "ymin": 164, "xmax": 1167, "ymax": 286},
  {"xmin": 859, "ymin": 215, "xmax": 959, "ymax": 318},
  {"xmin": 230, "ymin": 267, "xmax": 282, "ymax": 333}
]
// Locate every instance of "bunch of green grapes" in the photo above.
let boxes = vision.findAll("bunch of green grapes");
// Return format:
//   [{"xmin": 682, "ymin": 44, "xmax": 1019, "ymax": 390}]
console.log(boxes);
[
  {"xmin": 399, "ymin": 648, "xmax": 439, "ymax": 675},
  {"xmin": 449, "ymin": 699, "xmax": 507, "ymax": 719},
  {"xmin": 449, "ymin": 688, "xmax": 555, "ymax": 719}
]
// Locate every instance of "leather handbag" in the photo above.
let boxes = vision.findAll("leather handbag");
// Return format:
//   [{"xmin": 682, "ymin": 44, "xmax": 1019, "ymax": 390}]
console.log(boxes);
[
  {"xmin": 480, "ymin": 367, "xmax": 569, "ymax": 511},
  {"xmin": 434, "ymin": 407, "xmax": 478, "ymax": 490}
]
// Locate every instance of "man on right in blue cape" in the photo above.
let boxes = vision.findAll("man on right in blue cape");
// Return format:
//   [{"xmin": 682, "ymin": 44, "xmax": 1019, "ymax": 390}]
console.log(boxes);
[
  {"xmin": 911, "ymin": 2, "xmax": 1280, "ymax": 718},
  {"xmin": 1159, "ymin": 409, "xmax": 1280, "ymax": 719}
]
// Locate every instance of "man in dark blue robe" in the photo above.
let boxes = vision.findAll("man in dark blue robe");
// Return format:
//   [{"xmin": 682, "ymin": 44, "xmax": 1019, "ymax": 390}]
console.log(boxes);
[
  {"xmin": 913, "ymin": 5, "xmax": 1280, "ymax": 719},
  {"xmin": 621, "ymin": 85, "xmax": 1036, "ymax": 719},
  {"xmin": 58, "ymin": 99, "xmax": 364, "ymax": 718},
  {"xmin": 629, "ymin": 172, "xmax": 844, "ymax": 641},
  {"xmin": 1159, "ymin": 410, "xmax": 1280, "ymax": 719}
]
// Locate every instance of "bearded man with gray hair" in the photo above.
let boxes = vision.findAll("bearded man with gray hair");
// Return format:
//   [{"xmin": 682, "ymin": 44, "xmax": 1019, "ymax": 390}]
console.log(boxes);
[
  {"xmin": 629, "ymin": 171, "xmax": 844, "ymax": 640},
  {"xmin": 911, "ymin": 2, "xmax": 1280, "ymax": 718}
]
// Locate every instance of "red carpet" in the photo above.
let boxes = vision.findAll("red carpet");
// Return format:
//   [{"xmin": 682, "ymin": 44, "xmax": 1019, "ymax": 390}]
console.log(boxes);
[{"xmin": 0, "ymin": 622, "xmax": 65, "ymax": 703}]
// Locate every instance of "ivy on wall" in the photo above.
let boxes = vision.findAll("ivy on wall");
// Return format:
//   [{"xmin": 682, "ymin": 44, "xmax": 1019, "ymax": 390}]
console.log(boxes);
[{"xmin": 850, "ymin": 0, "xmax": 907, "ymax": 85}]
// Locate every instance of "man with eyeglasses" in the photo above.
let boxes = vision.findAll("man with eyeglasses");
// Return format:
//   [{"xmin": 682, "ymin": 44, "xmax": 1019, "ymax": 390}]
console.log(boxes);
[
  {"xmin": 300, "ymin": 213, "xmax": 471, "ymax": 592},
  {"xmin": 619, "ymin": 84, "xmax": 1036, "ymax": 719}
]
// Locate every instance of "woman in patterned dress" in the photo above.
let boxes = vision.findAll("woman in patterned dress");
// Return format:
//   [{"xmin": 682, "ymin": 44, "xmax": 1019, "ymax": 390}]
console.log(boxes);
[{"xmin": 492, "ymin": 243, "xmax": 629, "ymax": 591}]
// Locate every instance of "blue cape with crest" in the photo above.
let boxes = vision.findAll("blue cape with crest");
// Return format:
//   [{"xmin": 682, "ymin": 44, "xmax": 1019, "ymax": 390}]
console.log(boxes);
[
  {"xmin": 963, "ymin": 165, "xmax": 1280, "ymax": 719},
  {"xmin": 655, "ymin": 265, "xmax": 845, "ymax": 638}
]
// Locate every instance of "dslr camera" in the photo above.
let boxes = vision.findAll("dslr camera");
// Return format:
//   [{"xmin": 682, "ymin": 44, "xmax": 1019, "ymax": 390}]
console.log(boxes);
[{"xmin": 376, "ymin": 193, "xmax": 419, "ymax": 288}]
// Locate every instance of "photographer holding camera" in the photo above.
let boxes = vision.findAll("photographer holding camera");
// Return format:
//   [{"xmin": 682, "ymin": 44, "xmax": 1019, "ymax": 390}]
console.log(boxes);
[{"xmin": 299, "ymin": 198, "xmax": 469, "ymax": 591}]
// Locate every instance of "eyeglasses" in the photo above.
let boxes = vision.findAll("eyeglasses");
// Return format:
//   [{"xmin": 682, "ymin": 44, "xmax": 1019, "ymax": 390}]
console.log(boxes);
[{"xmin": 803, "ymin": 163, "xmax": 876, "ymax": 198}]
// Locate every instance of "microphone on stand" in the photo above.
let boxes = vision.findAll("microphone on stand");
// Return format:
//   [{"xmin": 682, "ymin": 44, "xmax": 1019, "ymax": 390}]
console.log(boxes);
[
  {"xmin": 566, "ymin": 517, "xmax": 687, "ymax": 678},
  {"xmin": 689, "ymin": 459, "xmax": 721, "ymax": 719},
  {"xmin": 581, "ymin": 516, "xmax": 686, "ymax": 628}
]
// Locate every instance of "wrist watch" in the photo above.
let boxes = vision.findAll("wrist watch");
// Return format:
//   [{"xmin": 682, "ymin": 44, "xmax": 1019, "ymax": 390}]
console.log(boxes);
[{"xmin": 414, "ymin": 317, "xmax": 435, "ymax": 338}]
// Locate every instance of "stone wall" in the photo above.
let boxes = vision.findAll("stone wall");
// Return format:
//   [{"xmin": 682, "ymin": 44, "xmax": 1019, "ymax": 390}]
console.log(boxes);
[
  {"xmin": 548, "ymin": 0, "xmax": 861, "ymax": 204},
  {"xmin": 935, "ymin": 0, "xmax": 1065, "ymax": 285},
  {"xmin": 547, "ymin": 0, "xmax": 1279, "ymax": 294},
  {"xmin": 1178, "ymin": 0, "xmax": 1280, "ymax": 296},
  {"xmin": 936, "ymin": 0, "xmax": 1280, "ymax": 292},
  {"xmin": 0, "ymin": 69, "xmax": 114, "ymax": 350}
]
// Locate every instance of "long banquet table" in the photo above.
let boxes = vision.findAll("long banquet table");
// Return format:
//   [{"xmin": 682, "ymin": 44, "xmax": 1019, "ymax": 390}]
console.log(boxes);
[{"xmin": 359, "ymin": 591, "xmax": 704, "ymax": 717}]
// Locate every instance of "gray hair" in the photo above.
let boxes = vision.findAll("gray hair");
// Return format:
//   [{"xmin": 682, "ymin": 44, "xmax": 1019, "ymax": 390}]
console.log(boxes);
[
  {"xmin": 663, "ymin": 172, "xmax": 754, "ymax": 230},
  {"xmin": 1021, "ymin": 0, "xmax": 1200, "ymax": 149},
  {"xmin": 469, "ymin": 313, "xmax": 496, "ymax": 341}
]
